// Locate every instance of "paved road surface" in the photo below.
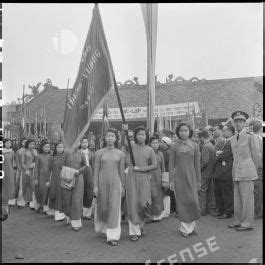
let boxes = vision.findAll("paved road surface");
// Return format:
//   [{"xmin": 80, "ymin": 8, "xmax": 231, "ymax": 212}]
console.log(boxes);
[{"xmin": 2, "ymin": 206, "xmax": 263, "ymax": 263}]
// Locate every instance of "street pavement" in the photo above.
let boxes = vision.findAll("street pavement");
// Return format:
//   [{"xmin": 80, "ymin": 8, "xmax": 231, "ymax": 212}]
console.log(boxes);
[{"xmin": 2, "ymin": 206, "xmax": 263, "ymax": 263}]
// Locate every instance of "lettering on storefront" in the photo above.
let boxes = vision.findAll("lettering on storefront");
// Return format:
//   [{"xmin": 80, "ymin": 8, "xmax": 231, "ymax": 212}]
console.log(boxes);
[{"xmin": 92, "ymin": 102, "xmax": 200, "ymax": 120}]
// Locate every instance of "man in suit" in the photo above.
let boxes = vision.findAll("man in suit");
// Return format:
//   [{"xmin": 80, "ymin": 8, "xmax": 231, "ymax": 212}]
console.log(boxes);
[
  {"xmin": 198, "ymin": 130, "xmax": 216, "ymax": 215},
  {"xmin": 213, "ymin": 124, "xmax": 226, "ymax": 151},
  {"xmin": 228, "ymin": 111, "xmax": 261, "ymax": 231},
  {"xmin": 213, "ymin": 124, "xmax": 235, "ymax": 218}
]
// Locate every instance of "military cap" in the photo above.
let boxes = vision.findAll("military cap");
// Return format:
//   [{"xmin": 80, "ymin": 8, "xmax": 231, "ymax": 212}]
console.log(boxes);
[{"xmin": 231, "ymin": 111, "xmax": 249, "ymax": 121}]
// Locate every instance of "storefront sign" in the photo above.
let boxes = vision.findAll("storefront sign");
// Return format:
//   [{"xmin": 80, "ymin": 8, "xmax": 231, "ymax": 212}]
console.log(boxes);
[{"xmin": 92, "ymin": 102, "xmax": 200, "ymax": 120}]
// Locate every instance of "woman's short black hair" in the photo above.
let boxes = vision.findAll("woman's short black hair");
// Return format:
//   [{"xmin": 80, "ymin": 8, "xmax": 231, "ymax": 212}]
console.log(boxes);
[
  {"xmin": 38, "ymin": 141, "xmax": 50, "ymax": 154},
  {"xmin": 53, "ymin": 142, "xmax": 64, "ymax": 156},
  {"xmin": 20, "ymin": 138, "xmax": 27, "ymax": 148},
  {"xmin": 175, "ymin": 123, "xmax": 194, "ymax": 139},
  {"xmin": 4, "ymin": 138, "xmax": 12, "ymax": 148},
  {"xmin": 149, "ymin": 135, "xmax": 159, "ymax": 145},
  {"xmin": 25, "ymin": 139, "xmax": 36, "ymax": 149},
  {"xmin": 102, "ymin": 128, "xmax": 119, "ymax": 149},
  {"xmin": 79, "ymin": 136, "xmax": 89, "ymax": 149},
  {"xmin": 134, "ymin": 126, "xmax": 149, "ymax": 145}
]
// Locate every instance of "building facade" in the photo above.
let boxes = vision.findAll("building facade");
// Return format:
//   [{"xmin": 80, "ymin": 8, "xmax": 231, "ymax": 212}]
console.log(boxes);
[{"xmin": 3, "ymin": 76, "xmax": 263, "ymax": 140}]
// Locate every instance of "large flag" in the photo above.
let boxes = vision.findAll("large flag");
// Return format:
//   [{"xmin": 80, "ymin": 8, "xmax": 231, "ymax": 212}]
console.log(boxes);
[
  {"xmin": 63, "ymin": 4, "xmax": 115, "ymax": 149},
  {"xmin": 141, "ymin": 3, "xmax": 158, "ymax": 135}
]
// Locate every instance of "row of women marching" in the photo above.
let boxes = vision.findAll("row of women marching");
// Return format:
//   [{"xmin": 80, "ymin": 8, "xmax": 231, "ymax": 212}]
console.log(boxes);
[
  {"xmin": 2, "ymin": 122, "xmax": 202, "ymax": 246},
  {"xmin": 2, "ymin": 114, "xmax": 262, "ymax": 246}
]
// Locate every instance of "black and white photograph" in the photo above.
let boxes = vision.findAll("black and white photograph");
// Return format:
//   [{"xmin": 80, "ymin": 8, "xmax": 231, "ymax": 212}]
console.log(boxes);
[{"xmin": 0, "ymin": 2, "xmax": 263, "ymax": 263}]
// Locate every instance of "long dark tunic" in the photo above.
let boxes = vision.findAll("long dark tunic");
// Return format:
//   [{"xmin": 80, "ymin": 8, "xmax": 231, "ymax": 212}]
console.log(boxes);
[
  {"xmin": 62, "ymin": 149, "xmax": 87, "ymax": 220},
  {"xmin": 126, "ymin": 143, "xmax": 157, "ymax": 225},
  {"xmin": 47, "ymin": 153, "xmax": 66, "ymax": 211},
  {"xmin": 21, "ymin": 149, "xmax": 38, "ymax": 202},
  {"xmin": 81, "ymin": 149, "xmax": 94, "ymax": 208},
  {"xmin": 15, "ymin": 148, "xmax": 26, "ymax": 198},
  {"xmin": 169, "ymin": 140, "xmax": 201, "ymax": 223},
  {"xmin": 94, "ymin": 148, "xmax": 125, "ymax": 228},
  {"xmin": 150, "ymin": 151, "xmax": 165, "ymax": 216},
  {"xmin": 3, "ymin": 149, "xmax": 16, "ymax": 200},
  {"xmin": 35, "ymin": 153, "xmax": 50, "ymax": 206}
]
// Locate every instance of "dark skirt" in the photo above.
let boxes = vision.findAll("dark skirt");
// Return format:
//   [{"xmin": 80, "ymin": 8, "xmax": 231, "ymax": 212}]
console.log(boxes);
[
  {"xmin": 150, "ymin": 170, "xmax": 164, "ymax": 216},
  {"xmin": 62, "ymin": 174, "xmax": 84, "ymax": 220},
  {"xmin": 126, "ymin": 168, "xmax": 152, "ymax": 225},
  {"xmin": 22, "ymin": 170, "xmax": 34, "ymax": 202}
]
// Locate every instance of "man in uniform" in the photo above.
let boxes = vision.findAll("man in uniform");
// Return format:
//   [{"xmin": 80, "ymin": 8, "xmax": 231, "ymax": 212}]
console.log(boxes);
[{"xmin": 228, "ymin": 111, "xmax": 261, "ymax": 231}]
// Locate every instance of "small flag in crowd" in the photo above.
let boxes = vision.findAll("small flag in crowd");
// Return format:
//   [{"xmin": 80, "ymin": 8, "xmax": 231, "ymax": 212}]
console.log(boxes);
[
  {"xmin": 101, "ymin": 101, "xmax": 109, "ymax": 138},
  {"xmin": 63, "ymin": 4, "xmax": 115, "ymax": 149},
  {"xmin": 43, "ymin": 105, "xmax": 47, "ymax": 138},
  {"xmin": 34, "ymin": 112, "xmax": 38, "ymax": 138}
]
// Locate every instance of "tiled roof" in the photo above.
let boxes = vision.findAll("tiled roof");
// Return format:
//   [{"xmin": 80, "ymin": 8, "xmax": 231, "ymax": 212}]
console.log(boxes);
[{"xmin": 22, "ymin": 76, "xmax": 262, "ymax": 123}]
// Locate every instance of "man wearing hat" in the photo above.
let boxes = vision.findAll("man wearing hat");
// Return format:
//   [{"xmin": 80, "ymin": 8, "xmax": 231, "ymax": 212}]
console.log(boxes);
[{"xmin": 228, "ymin": 111, "xmax": 261, "ymax": 231}]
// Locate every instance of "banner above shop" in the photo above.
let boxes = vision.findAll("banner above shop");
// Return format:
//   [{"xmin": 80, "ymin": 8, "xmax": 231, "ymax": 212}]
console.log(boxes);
[{"xmin": 92, "ymin": 102, "xmax": 200, "ymax": 120}]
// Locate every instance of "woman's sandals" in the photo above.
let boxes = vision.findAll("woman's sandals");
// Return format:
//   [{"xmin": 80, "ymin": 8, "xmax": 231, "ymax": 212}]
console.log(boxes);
[
  {"xmin": 130, "ymin": 235, "xmax": 139, "ymax": 242},
  {"xmin": 108, "ymin": 240, "xmax": 118, "ymax": 246},
  {"xmin": 180, "ymin": 230, "xmax": 197, "ymax": 238}
]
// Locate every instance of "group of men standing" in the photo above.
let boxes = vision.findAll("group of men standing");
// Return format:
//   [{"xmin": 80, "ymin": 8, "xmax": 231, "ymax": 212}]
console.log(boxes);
[{"xmin": 195, "ymin": 111, "xmax": 262, "ymax": 231}]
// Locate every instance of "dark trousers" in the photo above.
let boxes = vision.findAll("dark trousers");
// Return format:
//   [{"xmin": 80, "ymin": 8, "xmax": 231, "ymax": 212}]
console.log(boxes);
[
  {"xmin": 83, "ymin": 167, "xmax": 94, "ymax": 208},
  {"xmin": 164, "ymin": 189, "xmax": 176, "ymax": 213},
  {"xmin": 214, "ymin": 179, "xmax": 234, "ymax": 215},
  {"xmin": 199, "ymin": 177, "xmax": 216, "ymax": 212},
  {"xmin": 254, "ymin": 179, "xmax": 263, "ymax": 218}
]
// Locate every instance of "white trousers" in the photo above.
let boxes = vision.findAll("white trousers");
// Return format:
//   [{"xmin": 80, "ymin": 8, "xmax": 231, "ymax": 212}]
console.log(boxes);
[
  {"xmin": 180, "ymin": 221, "xmax": 196, "ymax": 234},
  {"xmin": 94, "ymin": 184, "xmax": 122, "ymax": 241},
  {"xmin": 43, "ymin": 205, "xmax": 49, "ymax": 212},
  {"xmin": 161, "ymin": 196, "xmax": 171, "ymax": 218},
  {"xmin": 55, "ymin": 211, "xmax": 65, "ymax": 221},
  {"xmin": 83, "ymin": 206, "xmax": 93, "ymax": 218},
  {"xmin": 151, "ymin": 214, "xmax": 162, "ymax": 221},
  {"xmin": 29, "ymin": 192, "xmax": 37, "ymax": 209},
  {"xmin": 8, "ymin": 199, "xmax": 16, "ymax": 206},
  {"xmin": 128, "ymin": 220, "xmax": 142, "ymax": 236},
  {"xmin": 71, "ymin": 219, "xmax": 82, "ymax": 228},
  {"xmin": 65, "ymin": 216, "xmax": 71, "ymax": 224},
  {"xmin": 46, "ymin": 208, "xmax": 55, "ymax": 216}
]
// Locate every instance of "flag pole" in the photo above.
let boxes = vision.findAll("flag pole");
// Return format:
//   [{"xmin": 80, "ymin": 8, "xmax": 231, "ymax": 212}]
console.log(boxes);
[
  {"xmin": 61, "ymin": 78, "xmax": 70, "ymax": 145},
  {"xmin": 22, "ymin": 84, "xmax": 25, "ymax": 138},
  {"xmin": 101, "ymin": 102, "xmax": 105, "ymax": 140},
  {"xmin": 113, "ymin": 76, "xmax": 135, "ymax": 166}
]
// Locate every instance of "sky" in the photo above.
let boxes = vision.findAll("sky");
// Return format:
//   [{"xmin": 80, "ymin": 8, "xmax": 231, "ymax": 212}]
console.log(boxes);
[{"xmin": 3, "ymin": 3, "xmax": 263, "ymax": 103}]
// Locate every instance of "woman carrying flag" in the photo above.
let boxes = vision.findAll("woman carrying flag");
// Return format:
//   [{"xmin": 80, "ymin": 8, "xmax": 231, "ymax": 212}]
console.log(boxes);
[{"xmin": 122, "ymin": 125, "xmax": 157, "ymax": 242}]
